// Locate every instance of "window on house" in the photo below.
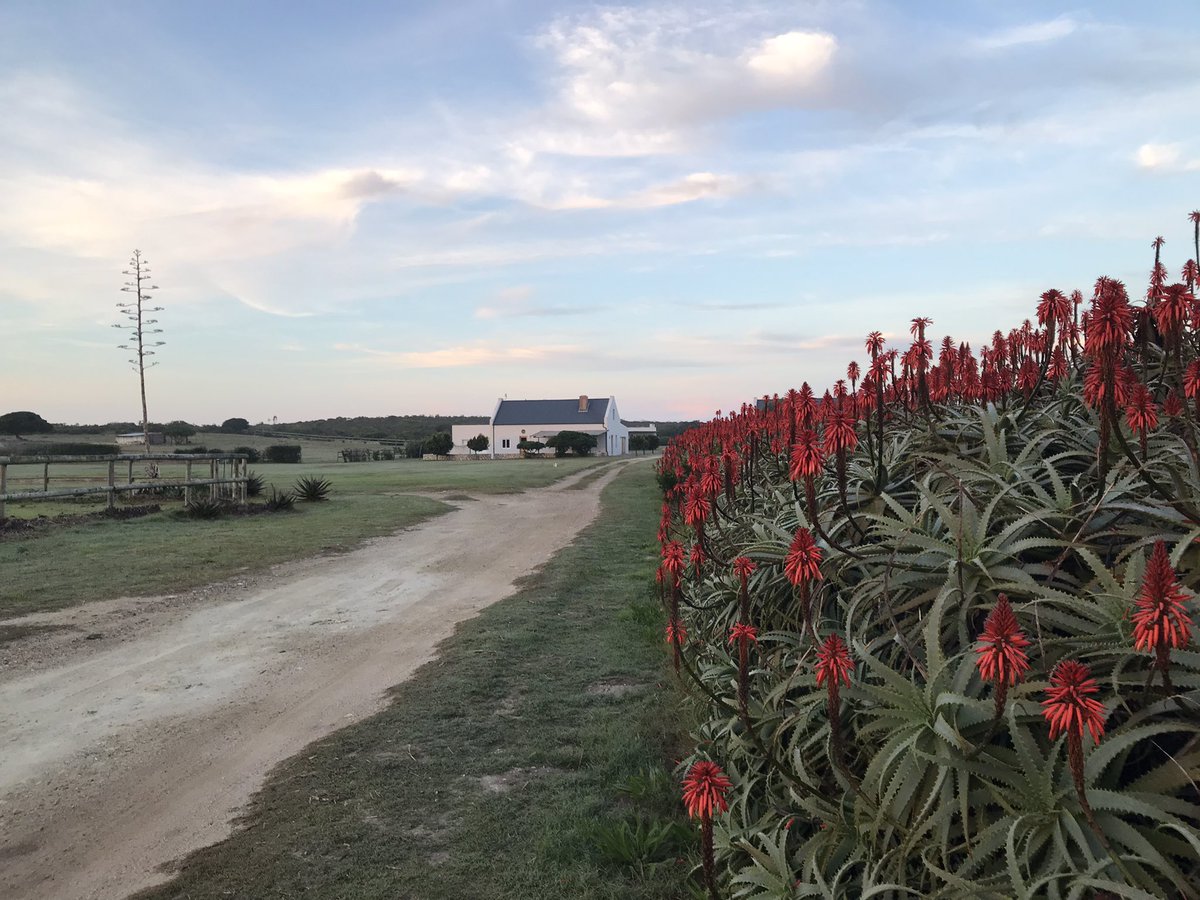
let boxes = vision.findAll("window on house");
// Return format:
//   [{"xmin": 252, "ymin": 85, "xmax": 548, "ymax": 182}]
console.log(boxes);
[{"xmin": 502, "ymin": 439, "xmax": 510, "ymax": 448}]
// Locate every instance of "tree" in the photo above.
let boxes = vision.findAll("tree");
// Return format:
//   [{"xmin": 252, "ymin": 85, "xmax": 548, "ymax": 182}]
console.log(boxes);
[
  {"xmin": 221, "ymin": 417, "xmax": 250, "ymax": 434},
  {"xmin": 162, "ymin": 420, "xmax": 196, "ymax": 444},
  {"xmin": 548, "ymin": 430, "xmax": 596, "ymax": 457},
  {"xmin": 466, "ymin": 433, "xmax": 489, "ymax": 456},
  {"xmin": 0, "ymin": 410, "xmax": 53, "ymax": 438},
  {"xmin": 517, "ymin": 439, "xmax": 545, "ymax": 457},
  {"xmin": 114, "ymin": 250, "xmax": 163, "ymax": 454},
  {"xmin": 423, "ymin": 432, "xmax": 454, "ymax": 456}
]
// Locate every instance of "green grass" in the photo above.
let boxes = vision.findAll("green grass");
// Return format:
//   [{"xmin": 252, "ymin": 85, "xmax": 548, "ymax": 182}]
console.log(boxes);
[
  {"xmin": 135, "ymin": 463, "xmax": 695, "ymax": 900},
  {"xmin": 0, "ymin": 458, "xmax": 609, "ymax": 618}
]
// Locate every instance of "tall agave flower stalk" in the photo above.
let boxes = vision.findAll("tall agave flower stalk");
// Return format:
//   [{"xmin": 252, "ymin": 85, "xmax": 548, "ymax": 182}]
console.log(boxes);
[
  {"xmin": 682, "ymin": 760, "xmax": 732, "ymax": 900},
  {"xmin": 729, "ymin": 623, "xmax": 758, "ymax": 720}
]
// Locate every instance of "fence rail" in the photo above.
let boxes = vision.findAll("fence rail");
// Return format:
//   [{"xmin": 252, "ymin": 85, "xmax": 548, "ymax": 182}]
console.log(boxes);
[{"xmin": 0, "ymin": 453, "xmax": 249, "ymax": 519}]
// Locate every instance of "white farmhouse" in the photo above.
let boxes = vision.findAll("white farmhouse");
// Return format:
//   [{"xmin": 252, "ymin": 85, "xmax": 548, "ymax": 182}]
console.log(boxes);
[{"xmin": 451, "ymin": 395, "xmax": 630, "ymax": 457}]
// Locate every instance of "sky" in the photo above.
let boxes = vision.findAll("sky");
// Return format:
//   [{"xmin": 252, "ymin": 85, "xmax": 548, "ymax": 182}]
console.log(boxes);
[{"xmin": 3, "ymin": 1, "xmax": 1199, "ymax": 425}]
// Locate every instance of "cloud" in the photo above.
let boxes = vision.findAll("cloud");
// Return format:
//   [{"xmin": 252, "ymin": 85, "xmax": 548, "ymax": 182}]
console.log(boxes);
[
  {"xmin": 1134, "ymin": 142, "xmax": 1199, "ymax": 171},
  {"xmin": 474, "ymin": 284, "xmax": 601, "ymax": 319},
  {"xmin": 746, "ymin": 31, "xmax": 837, "ymax": 81},
  {"xmin": 531, "ymin": 7, "xmax": 837, "ymax": 148},
  {"xmin": 975, "ymin": 16, "xmax": 1078, "ymax": 51},
  {"xmin": 336, "ymin": 341, "xmax": 584, "ymax": 368}
]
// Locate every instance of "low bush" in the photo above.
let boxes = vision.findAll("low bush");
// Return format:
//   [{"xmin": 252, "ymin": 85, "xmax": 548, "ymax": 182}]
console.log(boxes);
[
  {"xmin": 263, "ymin": 445, "xmax": 302, "ymax": 464},
  {"xmin": 5, "ymin": 442, "xmax": 117, "ymax": 457},
  {"xmin": 244, "ymin": 472, "xmax": 265, "ymax": 497},
  {"xmin": 232, "ymin": 445, "xmax": 260, "ymax": 463},
  {"xmin": 184, "ymin": 497, "xmax": 224, "ymax": 519}
]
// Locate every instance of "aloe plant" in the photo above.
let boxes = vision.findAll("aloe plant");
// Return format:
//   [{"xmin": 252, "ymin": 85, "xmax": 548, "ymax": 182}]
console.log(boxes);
[{"xmin": 658, "ymin": 218, "xmax": 1200, "ymax": 897}]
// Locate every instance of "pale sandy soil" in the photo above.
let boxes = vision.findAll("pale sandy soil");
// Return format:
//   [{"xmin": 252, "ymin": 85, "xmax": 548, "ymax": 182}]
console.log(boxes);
[{"xmin": 0, "ymin": 460, "xmax": 636, "ymax": 900}]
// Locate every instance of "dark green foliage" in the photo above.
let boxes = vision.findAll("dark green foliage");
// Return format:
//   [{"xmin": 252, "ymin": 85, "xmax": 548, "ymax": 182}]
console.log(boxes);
[
  {"xmin": 404, "ymin": 442, "xmax": 424, "ymax": 458},
  {"xmin": 263, "ymin": 487, "xmax": 295, "ymax": 511},
  {"xmin": 184, "ymin": 496, "xmax": 224, "ymax": 519},
  {"xmin": 466, "ymin": 433, "xmax": 489, "ymax": 455},
  {"xmin": 162, "ymin": 420, "xmax": 196, "ymax": 442},
  {"xmin": 174, "ymin": 446, "xmax": 208, "ymax": 454},
  {"xmin": 263, "ymin": 445, "xmax": 302, "ymax": 463},
  {"xmin": 221, "ymin": 417, "xmax": 250, "ymax": 433},
  {"xmin": 244, "ymin": 472, "xmax": 264, "ymax": 497},
  {"xmin": 518, "ymin": 439, "xmax": 546, "ymax": 455},
  {"xmin": 588, "ymin": 818, "xmax": 692, "ymax": 871},
  {"xmin": 422, "ymin": 432, "xmax": 454, "ymax": 456},
  {"xmin": 548, "ymin": 430, "xmax": 597, "ymax": 457},
  {"xmin": 0, "ymin": 411, "xmax": 53, "ymax": 435},
  {"xmin": 629, "ymin": 434, "xmax": 660, "ymax": 454},
  {"xmin": 232, "ymin": 445, "xmax": 260, "ymax": 463},
  {"xmin": 266, "ymin": 414, "xmax": 488, "ymax": 441},
  {"xmin": 292, "ymin": 476, "xmax": 331, "ymax": 502},
  {"xmin": 4, "ymin": 442, "xmax": 117, "ymax": 457}
]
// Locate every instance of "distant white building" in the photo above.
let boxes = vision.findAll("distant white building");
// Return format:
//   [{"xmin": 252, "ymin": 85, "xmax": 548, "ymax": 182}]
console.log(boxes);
[
  {"xmin": 116, "ymin": 431, "xmax": 165, "ymax": 446},
  {"xmin": 451, "ymin": 395, "xmax": 630, "ymax": 457}
]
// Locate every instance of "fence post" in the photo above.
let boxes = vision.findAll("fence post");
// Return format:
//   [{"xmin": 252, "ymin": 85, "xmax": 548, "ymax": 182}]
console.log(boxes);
[
  {"xmin": 185, "ymin": 460, "xmax": 192, "ymax": 505},
  {"xmin": 128, "ymin": 459, "xmax": 134, "ymax": 484},
  {"xmin": 0, "ymin": 462, "xmax": 7, "ymax": 519},
  {"xmin": 107, "ymin": 460, "xmax": 116, "ymax": 510},
  {"xmin": 43, "ymin": 462, "xmax": 49, "ymax": 492}
]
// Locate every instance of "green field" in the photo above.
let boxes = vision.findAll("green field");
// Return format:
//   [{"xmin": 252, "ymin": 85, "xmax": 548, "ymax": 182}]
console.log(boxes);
[
  {"xmin": 0, "ymin": 455, "xmax": 606, "ymax": 618},
  {"xmin": 135, "ymin": 463, "xmax": 693, "ymax": 900}
]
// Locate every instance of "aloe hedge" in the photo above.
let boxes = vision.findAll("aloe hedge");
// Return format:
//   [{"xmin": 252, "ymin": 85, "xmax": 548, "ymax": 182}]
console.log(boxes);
[{"xmin": 656, "ymin": 223, "xmax": 1200, "ymax": 897}]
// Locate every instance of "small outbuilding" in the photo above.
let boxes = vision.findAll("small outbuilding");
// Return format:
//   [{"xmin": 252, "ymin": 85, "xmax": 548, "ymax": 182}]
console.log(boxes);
[{"xmin": 116, "ymin": 431, "xmax": 165, "ymax": 446}]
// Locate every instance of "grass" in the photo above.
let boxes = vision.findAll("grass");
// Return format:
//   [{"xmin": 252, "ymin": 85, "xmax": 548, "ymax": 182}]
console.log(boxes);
[
  {"xmin": 135, "ymin": 462, "xmax": 696, "ymax": 900},
  {"xmin": 0, "ymin": 459, "xmax": 606, "ymax": 619}
]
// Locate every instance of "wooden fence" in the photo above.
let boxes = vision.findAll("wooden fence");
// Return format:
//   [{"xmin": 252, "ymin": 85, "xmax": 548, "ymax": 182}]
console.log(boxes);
[{"xmin": 0, "ymin": 453, "xmax": 250, "ymax": 519}]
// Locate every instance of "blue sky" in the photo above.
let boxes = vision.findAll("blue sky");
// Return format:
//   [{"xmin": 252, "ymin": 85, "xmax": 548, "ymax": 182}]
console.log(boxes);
[{"xmin": 3, "ymin": 1, "xmax": 1199, "ymax": 424}]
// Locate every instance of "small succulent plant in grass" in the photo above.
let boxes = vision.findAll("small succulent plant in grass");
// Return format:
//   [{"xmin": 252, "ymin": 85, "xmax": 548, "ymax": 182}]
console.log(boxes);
[
  {"xmin": 244, "ymin": 471, "xmax": 265, "ymax": 497},
  {"xmin": 184, "ymin": 496, "xmax": 224, "ymax": 520},
  {"xmin": 264, "ymin": 486, "xmax": 296, "ymax": 512},
  {"xmin": 293, "ymin": 476, "xmax": 332, "ymax": 502}
]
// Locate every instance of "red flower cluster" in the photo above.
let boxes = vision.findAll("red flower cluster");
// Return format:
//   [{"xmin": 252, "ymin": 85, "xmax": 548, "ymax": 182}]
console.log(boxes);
[
  {"xmin": 815, "ymin": 634, "xmax": 854, "ymax": 689},
  {"xmin": 1041, "ymin": 660, "xmax": 1106, "ymax": 745},
  {"xmin": 729, "ymin": 622, "xmax": 759, "ymax": 646},
  {"xmin": 975, "ymin": 594, "xmax": 1031, "ymax": 686},
  {"xmin": 1132, "ymin": 541, "xmax": 1193, "ymax": 667},
  {"xmin": 681, "ymin": 760, "xmax": 732, "ymax": 820},
  {"xmin": 783, "ymin": 527, "xmax": 823, "ymax": 586}
]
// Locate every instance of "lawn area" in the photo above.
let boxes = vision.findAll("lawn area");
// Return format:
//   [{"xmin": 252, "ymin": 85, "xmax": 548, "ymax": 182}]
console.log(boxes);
[
  {"xmin": 0, "ymin": 457, "xmax": 607, "ymax": 619},
  {"xmin": 135, "ymin": 462, "xmax": 695, "ymax": 900}
]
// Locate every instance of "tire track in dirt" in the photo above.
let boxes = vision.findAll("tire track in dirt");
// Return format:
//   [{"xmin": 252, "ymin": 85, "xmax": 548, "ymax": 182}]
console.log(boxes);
[{"xmin": 0, "ymin": 459, "xmax": 641, "ymax": 900}]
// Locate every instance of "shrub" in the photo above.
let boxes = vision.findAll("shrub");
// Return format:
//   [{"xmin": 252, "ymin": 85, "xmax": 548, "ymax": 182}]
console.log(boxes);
[
  {"xmin": 293, "ymin": 476, "xmax": 331, "ymax": 502},
  {"xmin": 173, "ymin": 445, "xmax": 208, "ymax": 455},
  {"xmin": 233, "ymin": 445, "xmax": 260, "ymax": 463},
  {"xmin": 10, "ymin": 442, "xmax": 117, "ymax": 457},
  {"xmin": 404, "ymin": 442, "xmax": 424, "ymax": 459},
  {"xmin": 0, "ymin": 411, "xmax": 53, "ymax": 436},
  {"xmin": 263, "ymin": 445, "xmax": 302, "ymax": 463},
  {"xmin": 517, "ymin": 440, "xmax": 545, "ymax": 456},
  {"xmin": 466, "ymin": 433, "xmax": 489, "ymax": 455},
  {"xmin": 184, "ymin": 496, "xmax": 224, "ymax": 519},
  {"xmin": 547, "ymin": 430, "xmax": 596, "ymax": 457},
  {"xmin": 264, "ymin": 487, "xmax": 295, "ymax": 511},
  {"xmin": 422, "ymin": 432, "xmax": 453, "ymax": 456},
  {"xmin": 221, "ymin": 417, "xmax": 250, "ymax": 433}
]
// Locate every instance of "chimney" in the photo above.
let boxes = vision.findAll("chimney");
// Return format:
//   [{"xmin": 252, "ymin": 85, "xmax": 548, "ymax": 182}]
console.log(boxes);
[{"xmin": 578, "ymin": 394, "xmax": 588, "ymax": 412}]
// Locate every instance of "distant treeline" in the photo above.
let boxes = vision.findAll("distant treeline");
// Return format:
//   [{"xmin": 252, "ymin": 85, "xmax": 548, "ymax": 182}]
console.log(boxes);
[{"xmin": 50, "ymin": 416, "xmax": 702, "ymax": 441}]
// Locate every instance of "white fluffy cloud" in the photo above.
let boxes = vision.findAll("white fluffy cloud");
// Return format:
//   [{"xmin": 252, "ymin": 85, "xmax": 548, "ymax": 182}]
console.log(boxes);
[{"xmin": 1134, "ymin": 142, "xmax": 1199, "ymax": 172}]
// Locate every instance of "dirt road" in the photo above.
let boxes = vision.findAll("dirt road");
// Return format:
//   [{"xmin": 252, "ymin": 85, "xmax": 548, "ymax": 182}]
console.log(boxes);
[{"xmin": 0, "ymin": 460, "xmax": 635, "ymax": 900}]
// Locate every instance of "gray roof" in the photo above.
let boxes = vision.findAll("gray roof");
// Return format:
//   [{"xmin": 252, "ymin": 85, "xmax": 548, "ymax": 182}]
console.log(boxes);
[{"xmin": 494, "ymin": 398, "xmax": 609, "ymax": 426}]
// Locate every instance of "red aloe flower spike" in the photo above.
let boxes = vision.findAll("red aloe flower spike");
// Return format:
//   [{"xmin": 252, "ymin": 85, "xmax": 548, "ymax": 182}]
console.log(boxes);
[
  {"xmin": 789, "ymin": 429, "xmax": 825, "ymax": 481},
  {"xmin": 783, "ymin": 527, "xmax": 823, "ymax": 586},
  {"xmin": 1041, "ymin": 659, "xmax": 1106, "ymax": 828},
  {"xmin": 661, "ymin": 541, "xmax": 685, "ymax": 582},
  {"xmin": 1164, "ymin": 390, "xmax": 1183, "ymax": 418},
  {"xmin": 665, "ymin": 619, "xmax": 688, "ymax": 647},
  {"xmin": 1132, "ymin": 541, "xmax": 1194, "ymax": 685},
  {"xmin": 689, "ymin": 543, "xmax": 707, "ymax": 584},
  {"xmin": 1124, "ymin": 382, "xmax": 1158, "ymax": 459},
  {"xmin": 815, "ymin": 634, "xmax": 853, "ymax": 764},
  {"xmin": 681, "ymin": 760, "xmax": 732, "ymax": 900},
  {"xmin": 975, "ymin": 594, "xmax": 1030, "ymax": 720}
]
